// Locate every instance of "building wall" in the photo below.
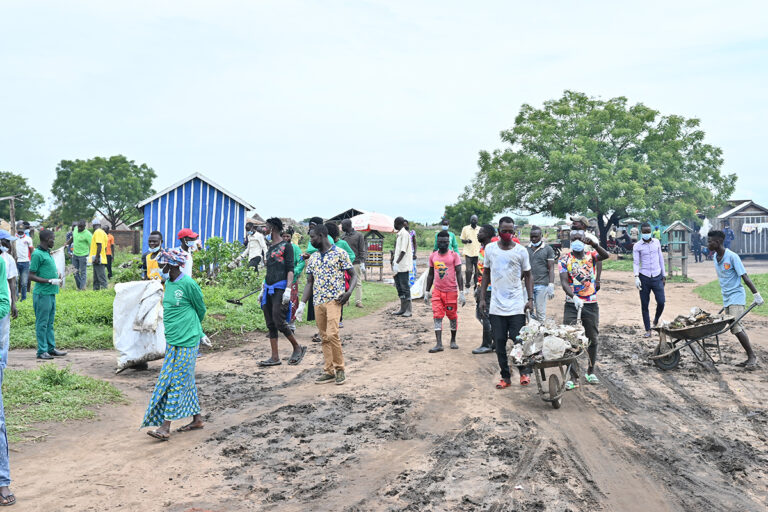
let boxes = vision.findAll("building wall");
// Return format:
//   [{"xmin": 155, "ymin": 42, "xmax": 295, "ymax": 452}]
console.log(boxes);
[
  {"xmin": 140, "ymin": 177, "xmax": 247, "ymax": 252},
  {"xmin": 717, "ymin": 207, "xmax": 768, "ymax": 255}
]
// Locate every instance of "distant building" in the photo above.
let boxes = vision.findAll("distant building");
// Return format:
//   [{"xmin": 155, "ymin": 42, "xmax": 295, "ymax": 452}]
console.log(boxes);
[
  {"xmin": 716, "ymin": 200, "xmax": 768, "ymax": 255},
  {"xmin": 135, "ymin": 172, "xmax": 255, "ymax": 252}
]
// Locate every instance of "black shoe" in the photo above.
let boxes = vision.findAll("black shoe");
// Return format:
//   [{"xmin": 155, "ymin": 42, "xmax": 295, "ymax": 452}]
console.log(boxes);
[
  {"xmin": 37, "ymin": 353, "xmax": 54, "ymax": 360},
  {"xmin": 472, "ymin": 346, "xmax": 493, "ymax": 354},
  {"xmin": 49, "ymin": 349, "xmax": 68, "ymax": 357}
]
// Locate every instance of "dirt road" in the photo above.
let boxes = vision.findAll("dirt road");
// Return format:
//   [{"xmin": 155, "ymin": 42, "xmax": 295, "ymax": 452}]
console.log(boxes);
[{"xmin": 8, "ymin": 259, "xmax": 768, "ymax": 511}]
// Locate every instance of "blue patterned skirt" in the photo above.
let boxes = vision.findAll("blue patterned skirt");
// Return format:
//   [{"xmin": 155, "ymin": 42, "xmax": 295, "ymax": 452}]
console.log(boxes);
[
  {"xmin": 141, "ymin": 345, "xmax": 200, "ymax": 427},
  {"xmin": 409, "ymin": 261, "xmax": 417, "ymax": 287}
]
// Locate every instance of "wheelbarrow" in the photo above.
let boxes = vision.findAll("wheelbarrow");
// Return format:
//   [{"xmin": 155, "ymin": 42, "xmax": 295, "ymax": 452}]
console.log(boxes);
[
  {"xmin": 649, "ymin": 302, "xmax": 757, "ymax": 370},
  {"xmin": 532, "ymin": 348, "xmax": 586, "ymax": 409}
]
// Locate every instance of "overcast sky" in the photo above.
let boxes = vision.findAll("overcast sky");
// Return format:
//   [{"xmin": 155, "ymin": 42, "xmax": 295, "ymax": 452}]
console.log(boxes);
[{"xmin": 2, "ymin": 1, "xmax": 767, "ymax": 224}]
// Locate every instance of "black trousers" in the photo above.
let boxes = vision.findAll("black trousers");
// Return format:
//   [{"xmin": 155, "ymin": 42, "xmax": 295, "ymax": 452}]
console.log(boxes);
[
  {"xmin": 106, "ymin": 254, "xmax": 113, "ymax": 278},
  {"xmin": 262, "ymin": 289, "xmax": 292, "ymax": 339},
  {"xmin": 489, "ymin": 314, "xmax": 529, "ymax": 380},
  {"xmin": 563, "ymin": 301, "xmax": 599, "ymax": 376},
  {"xmin": 393, "ymin": 271, "xmax": 410, "ymax": 300},
  {"xmin": 249, "ymin": 256, "xmax": 262, "ymax": 272},
  {"xmin": 465, "ymin": 256, "xmax": 478, "ymax": 289}
]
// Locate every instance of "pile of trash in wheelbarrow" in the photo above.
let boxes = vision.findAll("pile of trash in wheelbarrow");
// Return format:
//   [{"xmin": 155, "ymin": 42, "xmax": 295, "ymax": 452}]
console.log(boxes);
[
  {"xmin": 510, "ymin": 317, "xmax": 589, "ymax": 365},
  {"xmin": 666, "ymin": 307, "xmax": 727, "ymax": 330}
]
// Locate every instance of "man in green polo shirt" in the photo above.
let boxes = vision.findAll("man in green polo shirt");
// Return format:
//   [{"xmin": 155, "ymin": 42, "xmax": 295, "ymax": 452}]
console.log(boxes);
[
  {"xmin": 29, "ymin": 230, "xmax": 67, "ymax": 360},
  {"xmin": 71, "ymin": 220, "xmax": 92, "ymax": 290}
]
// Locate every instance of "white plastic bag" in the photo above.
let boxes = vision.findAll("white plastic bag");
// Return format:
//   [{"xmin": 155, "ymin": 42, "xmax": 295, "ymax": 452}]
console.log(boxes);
[
  {"xmin": 51, "ymin": 247, "xmax": 66, "ymax": 289},
  {"xmin": 542, "ymin": 336, "xmax": 570, "ymax": 360},
  {"xmin": 113, "ymin": 280, "xmax": 166, "ymax": 372},
  {"xmin": 410, "ymin": 271, "xmax": 427, "ymax": 299}
]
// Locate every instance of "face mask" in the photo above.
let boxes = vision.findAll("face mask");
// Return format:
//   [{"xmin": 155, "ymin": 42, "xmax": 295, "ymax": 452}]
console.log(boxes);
[
  {"xmin": 499, "ymin": 232, "xmax": 513, "ymax": 243},
  {"xmin": 441, "ymin": 225, "xmax": 449, "ymax": 231},
  {"xmin": 642, "ymin": 233, "xmax": 652, "ymax": 241},
  {"xmin": 150, "ymin": 246, "xmax": 161, "ymax": 253},
  {"xmin": 571, "ymin": 240, "xmax": 585, "ymax": 252},
  {"xmin": 437, "ymin": 241, "xmax": 449, "ymax": 252},
  {"xmin": 24, "ymin": 230, "xmax": 30, "ymax": 235},
  {"xmin": 266, "ymin": 234, "xmax": 272, "ymax": 242},
  {"xmin": 0, "ymin": 246, "xmax": 7, "ymax": 253},
  {"xmin": 161, "ymin": 272, "xmax": 170, "ymax": 281},
  {"xmin": 186, "ymin": 240, "xmax": 198, "ymax": 252},
  {"xmin": 530, "ymin": 241, "xmax": 541, "ymax": 247}
]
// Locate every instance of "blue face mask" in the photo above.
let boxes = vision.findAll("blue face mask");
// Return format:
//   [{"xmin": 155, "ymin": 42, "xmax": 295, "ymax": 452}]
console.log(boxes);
[
  {"xmin": 150, "ymin": 246, "xmax": 161, "ymax": 253},
  {"xmin": 24, "ymin": 230, "xmax": 30, "ymax": 235},
  {"xmin": 161, "ymin": 272, "xmax": 170, "ymax": 281},
  {"xmin": 266, "ymin": 234, "xmax": 272, "ymax": 242},
  {"xmin": 641, "ymin": 233, "xmax": 652, "ymax": 241},
  {"xmin": 442, "ymin": 225, "xmax": 449, "ymax": 231},
  {"xmin": 571, "ymin": 240, "xmax": 585, "ymax": 252},
  {"xmin": 530, "ymin": 241, "xmax": 541, "ymax": 247}
]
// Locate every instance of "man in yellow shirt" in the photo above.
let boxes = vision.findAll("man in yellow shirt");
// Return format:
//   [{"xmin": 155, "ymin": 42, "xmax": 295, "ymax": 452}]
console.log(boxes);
[
  {"xmin": 460, "ymin": 215, "xmax": 481, "ymax": 291},
  {"xmin": 90, "ymin": 220, "xmax": 109, "ymax": 290}
]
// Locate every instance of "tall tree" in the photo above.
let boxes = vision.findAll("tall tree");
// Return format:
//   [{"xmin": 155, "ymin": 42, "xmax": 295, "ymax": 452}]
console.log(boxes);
[
  {"xmin": 466, "ymin": 91, "xmax": 735, "ymax": 244},
  {"xmin": 443, "ymin": 198, "xmax": 495, "ymax": 231},
  {"xmin": 0, "ymin": 171, "xmax": 45, "ymax": 222},
  {"xmin": 52, "ymin": 155, "xmax": 156, "ymax": 228}
]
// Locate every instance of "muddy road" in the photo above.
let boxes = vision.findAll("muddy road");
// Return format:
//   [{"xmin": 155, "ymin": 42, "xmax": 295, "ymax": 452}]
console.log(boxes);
[{"xmin": 8, "ymin": 262, "xmax": 768, "ymax": 511}]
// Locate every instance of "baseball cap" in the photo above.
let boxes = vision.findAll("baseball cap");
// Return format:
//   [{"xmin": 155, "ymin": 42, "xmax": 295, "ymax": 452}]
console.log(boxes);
[
  {"xmin": 0, "ymin": 230, "xmax": 17, "ymax": 241},
  {"xmin": 570, "ymin": 215, "xmax": 590, "ymax": 225},
  {"xmin": 177, "ymin": 228, "xmax": 199, "ymax": 240}
]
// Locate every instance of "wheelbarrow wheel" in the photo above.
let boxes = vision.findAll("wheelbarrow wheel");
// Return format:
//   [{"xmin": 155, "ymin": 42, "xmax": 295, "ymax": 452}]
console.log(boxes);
[
  {"xmin": 653, "ymin": 342, "xmax": 680, "ymax": 370},
  {"xmin": 549, "ymin": 374, "xmax": 562, "ymax": 409}
]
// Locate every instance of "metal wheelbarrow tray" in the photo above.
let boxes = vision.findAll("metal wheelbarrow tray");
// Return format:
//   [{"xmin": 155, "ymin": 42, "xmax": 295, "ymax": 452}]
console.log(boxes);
[
  {"xmin": 531, "ymin": 348, "xmax": 586, "ymax": 410},
  {"xmin": 649, "ymin": 303, "xmax": 757, "ymax": 370}
]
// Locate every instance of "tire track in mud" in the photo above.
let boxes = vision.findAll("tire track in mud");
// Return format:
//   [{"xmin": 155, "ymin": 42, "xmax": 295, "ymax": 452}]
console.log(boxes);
[{"xmin": 587, "ymin": 325, "xmax": 768, "ymax": 511}]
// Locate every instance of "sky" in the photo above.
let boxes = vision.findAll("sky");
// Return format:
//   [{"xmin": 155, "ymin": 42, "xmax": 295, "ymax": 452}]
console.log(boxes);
[{"xmin": 1, "ymin": 1, "xmax": 767, "ymax": 225}]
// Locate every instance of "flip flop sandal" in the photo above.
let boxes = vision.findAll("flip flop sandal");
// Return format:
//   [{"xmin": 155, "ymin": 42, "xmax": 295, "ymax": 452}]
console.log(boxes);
[
  {"xmin": 288, "ymin": 345, "xmax": 307, "ymax": 365},
  {"xmin": 147, "ymin": 430, "xmax": 170, "ymax": 441},
  {"xmin": 428, "ymin": 346, "xmax": 444, "ymax": 353},
  {"xmin": 520, "ymin": 375, "xmax": 531, "ymax": 386},
  {"xmin": 0, "ymin": 493, "xmax": 15, "ymax": 506},
  {"xmin": 259, "ymin": 359, "xmax": 282, "ymax": 367},
  {"xmin": 496, "ymin": 379, "xmax": 511, "ymax": 389},
  {"xmin": 312, "ymin": 334, "xmax": 322, "ymax": 343},
  {"xmin": 176, "ymin": 424, "xmax": 204, "ymax": 432}
]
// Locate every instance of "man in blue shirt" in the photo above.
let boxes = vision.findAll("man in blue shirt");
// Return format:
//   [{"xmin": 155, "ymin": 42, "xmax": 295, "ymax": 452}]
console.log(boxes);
[{"xmin": 708, "ymin": 230, "xmax": 763, "ymax": 369}]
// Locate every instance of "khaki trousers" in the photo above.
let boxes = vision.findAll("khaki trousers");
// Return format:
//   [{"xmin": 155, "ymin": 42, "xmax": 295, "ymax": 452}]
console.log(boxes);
[
  {"xmin": 315, "ymin": 300, "xmax": 344, "ymax": 374},
  {"xmin": 353, "ymin": 263, "xmax": 364, "ymax": 305}
]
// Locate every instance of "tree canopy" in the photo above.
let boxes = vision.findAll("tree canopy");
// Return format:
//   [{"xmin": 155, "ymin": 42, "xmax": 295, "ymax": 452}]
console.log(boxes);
[
  {"xmin": 52, "ymin": 155, "xmax": 156, "ymax": 228},
  {"xmin": 443, "ymin": 198, "xmax": 495, "ymax": 230},
  {"xmin": 465, "ymin": 91, "xmax": 735, "ymax": 243},
  {"xmin": 0, "ymin": 171, "xmax": 45, "ymax": 222}
]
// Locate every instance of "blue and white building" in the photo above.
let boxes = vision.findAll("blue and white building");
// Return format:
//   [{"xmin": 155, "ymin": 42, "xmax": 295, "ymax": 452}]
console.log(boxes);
[{"xmin": 135, "ymin": 172, "xmax": 256, "ymax": 253}]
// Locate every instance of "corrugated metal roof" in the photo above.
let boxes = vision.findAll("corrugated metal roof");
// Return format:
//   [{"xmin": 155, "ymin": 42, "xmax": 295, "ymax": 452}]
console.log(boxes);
[
  {"xmin": 136, "ymin": 172, "xmax": 255, "ymax": 210},
  {"xmin": 717, "ymin": 201, "xmax": 752, "ymax": 219}
]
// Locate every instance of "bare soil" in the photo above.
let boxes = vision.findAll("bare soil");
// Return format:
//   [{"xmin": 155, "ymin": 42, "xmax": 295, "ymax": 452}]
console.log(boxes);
[{"xmin": 7, "ymin": 258, "xmax": 768, "ymax": 511}]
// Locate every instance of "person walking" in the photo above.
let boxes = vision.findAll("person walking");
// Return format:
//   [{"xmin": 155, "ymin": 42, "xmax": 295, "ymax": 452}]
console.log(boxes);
[
  {"xmin": 424, "ymin": 230, "xmax": 465, "ymax": 352},
  {"xmin": 282, "ymin": 227, "xmax": 303, "ymax": 332},
  {"xmin": 104, "ymin": 226, "xmax": 115, "ymax": 279},
  {"xmin": 71, "ymin": 220, "xmax": 91, "ymax": 290},
  {"xmin": 460, "ymin": 215, "xmax": 481, "ymax": 292},
  {"xmin": 90, "ymin": 220, "xmax": 109, "ymax": 290},
  {"xmin": 527, "ymin": 226, "xmax": 556, "ymax": 322},
  {"xmin": 296, "ymin": 224, "xmax": 356, "ymax": 385},
  {"xmin": 691, "ymin": 231, "xmax": 703, "ymax": 263},
  {"xmin": 723, "ymin": 223, "xmax": 735, "ymax": 250},
  {"xmin": 405, "ymin": 221, "xmax": 418, "ymax": 286},
  {"xmin": 633, "ymin": 222, "xmax": 666, "ymax": 337},
  {"xmin": 0, "ymin": 232, "xmax": 18, "ymax": 329},
  {"xmin": 559, "ymin": 228, "xmax": 610, "ymax": 389},
  {"xmin": 708, "ymin": 230, "xmax": 763, "ymax": 369},
  {"xmin": 257, "ymin": 218, "xmax": 306, "ymax": 367},
  {"xmin": 326, "ymin": 223, "xmax": 355, "ymax": 328},
  {"xmin": 341, "ymin": 219, "xmax": 366, "ymax": 308},
  {"xmin": 297, "ymin": 217, "xmax": 335, "ymax": 343},
  {"xmin": 391, "ymin": 217, "xmax": 413, "ymax": 317},
  {"xmin": 142, "ymin": 248, "xmax": 207, "ymax": 440},
  {"xmin": 14, "ymin": 223, "xmax": 34, "ymax": 301},
  {"xmin": 0, "ymin": 241, "xmax": 16, "ymax": 506},
  {"xmin": 472, "ymin": 224, "xmax": 498, "ymax": 355},
  {"xmin": 232, "ymin": 222, "xmax": 267, "ymax": 273},
  {"xmin": 29, "ymin": 230, "xmax": 67, "ymax": 360},
  {"xmin": 433, "ymin": 219, "xmax": 459, "ymax": 253},
  {"xmin": 478, "ymin": 217, "xmax": 534, "ymax": 388},
  {"xmin": 571, "ymin": 215, "xmax": 602, "ymax": 291},
  {"xmin": 177, "ymin": 228, "xmax": 201, "ymax": 277}
]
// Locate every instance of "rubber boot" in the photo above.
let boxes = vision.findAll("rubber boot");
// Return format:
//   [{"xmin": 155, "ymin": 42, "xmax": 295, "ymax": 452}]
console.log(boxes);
[
  {"xmin": 401, "ymin": 299, "xmax": 412, "ymax": 318},
  {"xmin": 429, "ymin": 330, "xmax": 444, "ymax": 353},
  {"xmin": 449, "ymin": 330, "xmax": 458, "ymax": 350},
  {"xmin": 392, "ymin": 298, "xmax": 406, "ymax": 316},
  {"xmin": 472, "ymin": 329, "xmax": 494, "ymax": 354}
]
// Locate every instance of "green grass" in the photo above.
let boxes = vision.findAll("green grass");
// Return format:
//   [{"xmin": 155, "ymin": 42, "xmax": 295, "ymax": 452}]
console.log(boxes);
[
  {"xmin": 667, "ymin": 275, "xmax": 695, "ymax": 283},
  {"xmin": 601, "ymin": 258, "xmax": 634, "ymax": 272},
  {"xmin": 694, "ymin": 273, "xmax": 768, "ymax": 317},
  {"xmin": 4, "ymin": 364, "xmax": 125, "ymax": 442}
]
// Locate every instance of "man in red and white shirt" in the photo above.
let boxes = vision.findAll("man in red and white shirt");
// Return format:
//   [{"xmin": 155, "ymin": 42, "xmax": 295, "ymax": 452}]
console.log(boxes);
[{"xmin": 424, "ymin": 230, "xmax": 465, "ymax": 353}]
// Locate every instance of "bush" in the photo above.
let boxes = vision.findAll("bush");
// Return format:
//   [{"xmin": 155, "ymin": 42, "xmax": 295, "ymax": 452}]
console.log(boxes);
[{"xmin": 38, "ymin": 363, "xmax": 75, "ymax": 387}]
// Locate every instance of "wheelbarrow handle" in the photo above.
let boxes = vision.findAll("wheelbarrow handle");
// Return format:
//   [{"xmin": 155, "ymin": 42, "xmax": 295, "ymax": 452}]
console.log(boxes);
[{"xmin": 732, "ymin": 301, "xmax": 759, "ymax": 326}]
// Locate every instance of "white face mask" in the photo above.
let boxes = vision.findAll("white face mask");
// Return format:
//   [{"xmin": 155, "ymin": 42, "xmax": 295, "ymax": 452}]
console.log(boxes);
[
  {"xmin": 0, "ymin": 246, "xmax": 7, "ymax": 253},
  {"xmin": 149, "ymin": 246, "xmax": 161, "ymax": 253}
]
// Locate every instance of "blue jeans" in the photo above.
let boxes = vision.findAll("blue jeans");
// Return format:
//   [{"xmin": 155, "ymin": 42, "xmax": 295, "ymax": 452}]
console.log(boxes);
[
  {"xmin": 16, "ymin": 261, "xmax": 29, "ymax": 301},
  {"xmin": 72, "ymin": 255, "xmax": 88, "ymax": 290},
  {"xmin": 0, "ymin": 314, "xmax": 10, "ymax": 487},
  {"xmin": 639, "ymin": 274, "xmax": 666, "ymax": 331}
]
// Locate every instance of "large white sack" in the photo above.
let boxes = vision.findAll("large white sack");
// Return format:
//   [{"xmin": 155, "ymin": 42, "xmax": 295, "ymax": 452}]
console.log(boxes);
[
  {"xmin": 410, "ymin": 271, "xmax": 426, "ymax": 299},
  {"xmin": 51, "ymin": 247, "xmax": 66, "ymax": 289},
  {"xmin": 113, "ymin": 280, "xmax": 166, "ymax": 371},
  {"xmin": 542, "ymin": 336, "xmax": 570, "ymax": 360}
]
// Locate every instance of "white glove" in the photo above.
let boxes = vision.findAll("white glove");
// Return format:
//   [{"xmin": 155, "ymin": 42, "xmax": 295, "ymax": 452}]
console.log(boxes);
[
  {"xmin": 48, "ymin": 278, "xmax": 63, "ymax": 286},
  {"xmin": 360, "ymin": 262, "xmax": 365, "ymax": 272},
  {"xmin": 424, "ymin": 290, "xmax": 431, "ymax": 305},
  {"xmin": 295, "ymin": 302, "xmax": 306, "ymax": 322},
  {"xmin": 459, "ymin": 291, "xmax": 466, "ymax": 307},
  {"xmin": 257, "ymin": 291, "xmax": 263, "ymax": 303},
  {"xmin": 392, "ymin": 262, "xmax": 400, "ymax": 273},
  {"xmin": 572, "ymin": 295, "xmax": 584, "ymax": 310},
  {"xmin": 635, "ymin": 276, "xmax": 642, "ymax": 290},
  {"xmin": 282, "ymin": 290, "xmax": 291, "ymax": 304},
  {"xmin": 584, "ymin": 232, "xmax": 599, "ymax": 246},
  {"xmin": 200, "ymin": 335, "xmax": 212, "ymax": 347},
  {"xmin": 547, "ymin": 283, "xmax": 555, "ymax": 300},
  {"xmin": 754, "ymin": 292, "xmax": 764, "ymax": 305}
]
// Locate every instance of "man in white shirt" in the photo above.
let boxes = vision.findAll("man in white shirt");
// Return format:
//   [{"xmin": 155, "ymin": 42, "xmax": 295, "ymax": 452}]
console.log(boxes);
[
  {"xmin": 14, "ymin": 223, "xmax": 34, "ymax": 302},
  {"xmin": 232, "ymin": 222, "xmax": 267, "ymax": 273},
  {"xmin": 478, "ymin": 217, "xmax": 534, "ymax": 388},
  {"xmin": 391, "ymin": 216, "xmax": 413, "ymax": 317}
]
